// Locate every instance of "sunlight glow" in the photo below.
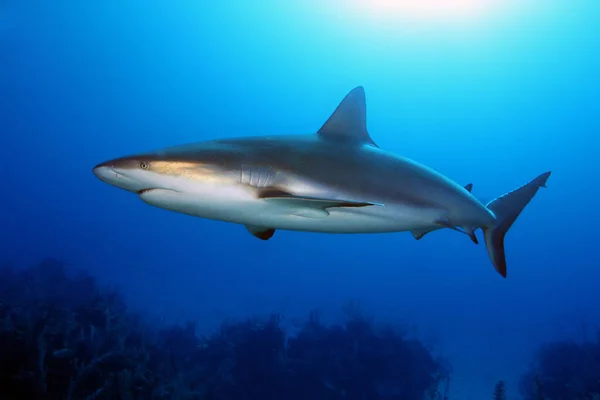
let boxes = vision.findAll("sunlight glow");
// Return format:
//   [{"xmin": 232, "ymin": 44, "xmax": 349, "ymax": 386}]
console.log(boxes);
[{"xmin": 347, "ymin": 0, "xmax": 507, "ymax": 24}]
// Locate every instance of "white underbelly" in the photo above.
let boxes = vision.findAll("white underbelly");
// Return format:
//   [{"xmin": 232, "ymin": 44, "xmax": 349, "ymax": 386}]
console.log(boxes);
[{"xmin": 138, "ymin": 188, "xmax": 438, "ymax": 234}]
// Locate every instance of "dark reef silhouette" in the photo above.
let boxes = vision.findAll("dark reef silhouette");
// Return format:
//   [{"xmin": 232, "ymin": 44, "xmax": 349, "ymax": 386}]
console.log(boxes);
[
  {"xmin": 3, "ymin": 259, "xmax": 599, "ymax": 400},
  {"xmin": 0, "ymin": 259, "xmax": 451, "ymax": 400},
  {"xmin": 519, "ymin": 334, "xmax": 600, "ymax": 400}
]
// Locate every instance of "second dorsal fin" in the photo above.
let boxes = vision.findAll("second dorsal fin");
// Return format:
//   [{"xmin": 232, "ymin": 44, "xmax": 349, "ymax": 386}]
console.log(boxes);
[{"xmin": 317, "ymin": 86, "xmax": 378, "ymax": 148}]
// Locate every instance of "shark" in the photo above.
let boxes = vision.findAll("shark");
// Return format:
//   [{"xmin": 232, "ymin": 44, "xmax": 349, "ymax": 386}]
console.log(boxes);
[{"xmin": 93, "ymin": 86, "xmax": 551, "ymax": 277}]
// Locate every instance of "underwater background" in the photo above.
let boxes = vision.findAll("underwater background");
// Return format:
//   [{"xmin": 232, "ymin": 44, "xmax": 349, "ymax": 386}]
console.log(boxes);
[{"xmin": 1, "ymin": 0, "xmax": 599, "ymax": 398}]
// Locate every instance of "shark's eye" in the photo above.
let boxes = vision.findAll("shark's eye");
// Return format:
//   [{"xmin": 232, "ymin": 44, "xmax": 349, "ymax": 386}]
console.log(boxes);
[{"xmin": 139, "ymin": 161, "xmax": 149, "ymax": 170}]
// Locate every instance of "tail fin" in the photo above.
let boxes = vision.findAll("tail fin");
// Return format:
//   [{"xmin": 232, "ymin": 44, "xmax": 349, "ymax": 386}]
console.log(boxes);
[{"xmin": 483, "ymin": 171, "xmax": 551, "ymax": 278}]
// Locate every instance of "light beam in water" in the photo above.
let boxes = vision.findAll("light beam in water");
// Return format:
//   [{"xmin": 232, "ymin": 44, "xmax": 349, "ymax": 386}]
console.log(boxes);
[{"xmin": 346, "ymin": 0, "xmax": 507, "ymax": 24}]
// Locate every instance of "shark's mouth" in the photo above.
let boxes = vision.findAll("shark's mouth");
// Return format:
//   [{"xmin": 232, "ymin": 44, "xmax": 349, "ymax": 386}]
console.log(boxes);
[
  {"xmin": 137, "ymin": 188, "xmax": 183, "ymax": 209},
  {"xmin": 137, "ymin": 188, "xmax": 157, "ymax": 195},
  {"xmin": 137, "ymin": 188, "xmax": 181, "ymax": 196}
]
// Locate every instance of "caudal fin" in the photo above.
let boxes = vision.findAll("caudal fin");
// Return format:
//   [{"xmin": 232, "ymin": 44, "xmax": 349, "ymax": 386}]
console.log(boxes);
[{"xmin": 483, "ymin": 171, "xmax": 551, "ymax": 278}]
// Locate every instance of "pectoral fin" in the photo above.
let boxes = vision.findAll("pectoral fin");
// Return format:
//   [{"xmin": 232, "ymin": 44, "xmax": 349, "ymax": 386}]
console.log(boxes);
[{"xmin": 258, "ymin": 188, "xmax": 381, "ymax": 218}]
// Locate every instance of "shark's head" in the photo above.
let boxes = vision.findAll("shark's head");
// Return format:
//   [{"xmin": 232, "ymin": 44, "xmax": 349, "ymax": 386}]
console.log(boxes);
[
  {"xmin": 93, "ymin": 142, "xmax": 270, "ymax": 222},
  {"xmin": 93, "ymin": 155, "xmax": 155, "ymax": 193},
  {"xmin": 92, "ymin": 144, "xmax": 238, "ymax": 195}
]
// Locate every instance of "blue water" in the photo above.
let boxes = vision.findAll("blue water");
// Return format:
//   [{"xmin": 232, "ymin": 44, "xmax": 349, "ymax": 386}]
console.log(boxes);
[{"xmin": 1, "ymin": 1, "xmax": 598, "ymax": 398}]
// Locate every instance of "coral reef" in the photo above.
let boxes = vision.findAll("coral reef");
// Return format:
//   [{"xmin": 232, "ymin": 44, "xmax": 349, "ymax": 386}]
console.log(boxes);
[
  {"xmin": 0, "ymin": 259, "xmax": 450, "ymax": 400},
  {"xmin": 519, "ymin": 335, "xmax": 600, "ymax": 400},
  {"xmin": 493, "ymin": 380, "xmax": 506, "ymax": 400}
]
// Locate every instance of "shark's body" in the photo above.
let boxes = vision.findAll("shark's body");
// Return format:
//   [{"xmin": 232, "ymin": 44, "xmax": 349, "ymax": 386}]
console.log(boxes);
[{"xmin": 93, "ymin": 87, "xmax": 550, "ymax": 277}]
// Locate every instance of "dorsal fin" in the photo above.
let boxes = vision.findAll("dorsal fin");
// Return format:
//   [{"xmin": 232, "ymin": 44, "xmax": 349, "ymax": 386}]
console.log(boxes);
[
  {"xmin": 465, "ymin": 183, "xmax": 473, "ymax": 192},
  {"xmin": 317, "ymin": 86, "xmax": 378, "ymax": 148}
]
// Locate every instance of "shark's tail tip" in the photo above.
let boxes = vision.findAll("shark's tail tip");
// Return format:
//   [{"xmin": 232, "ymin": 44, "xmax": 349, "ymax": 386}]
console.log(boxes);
[
  {"xmin": 535, "ymin": 171, "xmax": 552, "ymax": 188},
  {"xmin": 483, "ymin": 170, "xmax": 551, "ymax": 278}
]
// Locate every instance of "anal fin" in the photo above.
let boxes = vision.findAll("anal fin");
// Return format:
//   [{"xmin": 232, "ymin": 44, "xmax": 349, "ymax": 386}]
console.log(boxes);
[
  {"xmin": 465, "ymin": 227, "xmax": 479, "ymax": 245},
  {"xmin": 434, "ymin": 218, "xmax": 479, "ymax": 245},
  {"xmin": 246, "ymin": 225, "xmax": 275, "ymax": 240}
]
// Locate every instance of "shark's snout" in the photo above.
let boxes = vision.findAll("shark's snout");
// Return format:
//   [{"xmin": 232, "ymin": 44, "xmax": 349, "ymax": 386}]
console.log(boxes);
[
  {"xmin": 92, "ymin": 161, "xmax": 118, "ymax": 183},
  {"xmin": 92, "ymin": 158, "xmax": 148, "ymax": 192}
]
